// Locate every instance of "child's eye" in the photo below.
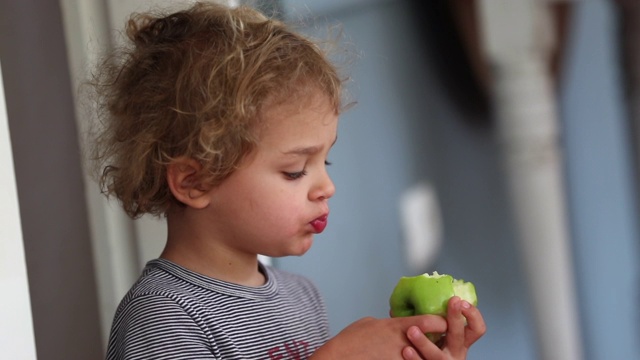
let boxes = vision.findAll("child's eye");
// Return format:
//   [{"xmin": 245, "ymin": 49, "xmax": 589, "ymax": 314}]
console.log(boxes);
[
  {"xmin": 283, "ymin": 161, "xmax": 330, "ymax": 180},
  {"xmin": 284, "ymin": 170, "xmax": 307, "ymax": 180}
]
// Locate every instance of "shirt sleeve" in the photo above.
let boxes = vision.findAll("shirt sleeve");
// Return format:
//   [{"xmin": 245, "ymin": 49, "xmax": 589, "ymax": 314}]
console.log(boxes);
[{"xmin": 106, "ymin": 293, "xmax": 217, "ymax": 360}]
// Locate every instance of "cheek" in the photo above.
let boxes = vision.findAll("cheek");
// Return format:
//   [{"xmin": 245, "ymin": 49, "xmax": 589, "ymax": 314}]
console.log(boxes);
[
  {"xmin": 228, "ymin": 172, "xmax": 308, "ymax": 225},
  {"xmin": 255, "ymin": 187, "xmax": 307, "ymax": 226},
  {"xmin": 261, "ymin": 188, "xmax": 305, "ymax": 217}
]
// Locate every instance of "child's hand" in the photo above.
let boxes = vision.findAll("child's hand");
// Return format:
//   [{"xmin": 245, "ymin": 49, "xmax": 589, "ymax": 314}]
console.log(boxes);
[
  {"xmin": 312, "ymin": 314, "xmax": 449, "ymax": 359},
  {"xmin": 401, "ymin": 296, "xmax": 486, "ymax": 360}
]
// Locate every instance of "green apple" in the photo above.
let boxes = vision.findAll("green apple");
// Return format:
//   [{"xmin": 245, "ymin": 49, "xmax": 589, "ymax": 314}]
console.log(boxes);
[
  {"xmin": 389, "ymin": 271, "xmax": 478, "ymax": 318},
  {"xmin": 389, "ymin": 272, "xmax": 478, "ymax": 342}
]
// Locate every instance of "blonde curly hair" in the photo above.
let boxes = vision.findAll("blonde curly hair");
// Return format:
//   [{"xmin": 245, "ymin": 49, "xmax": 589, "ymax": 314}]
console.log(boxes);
[{"xmin": 91, "ymin": 2, "xmax": 344, "ymax": 218}]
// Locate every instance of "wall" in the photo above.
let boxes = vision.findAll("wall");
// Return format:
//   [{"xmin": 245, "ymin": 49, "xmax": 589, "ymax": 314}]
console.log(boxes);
[
  {"xmin": 562, "ymin": 2, "xmax": 640, "ymax": 359},
  {"xmin": 0, "ymin": 1, "xmax": 103, "ymax": 359},
  {"xmin": 0, "ymin": 61, "xmax": 38, "ymax": 360}
]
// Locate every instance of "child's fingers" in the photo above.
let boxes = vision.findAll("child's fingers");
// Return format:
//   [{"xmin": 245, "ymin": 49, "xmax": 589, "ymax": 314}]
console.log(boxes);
[
  {"xmin": 461, "ymin": 301, "xmax": 487, "ymax": 347},
  {"xmin": 401, "ymin": 346, "xmax": 419, "ymax": 360},
  {"xmin": 444, "ymin": 296, "xmax": 467, "ymax": 354},
  {"xmin": 404, "ymin": 326, "xmax": 444, "ymax": 360},
  {"xmin": 410, "ymin": 313, "xmax": 447, "ymax": 335}
]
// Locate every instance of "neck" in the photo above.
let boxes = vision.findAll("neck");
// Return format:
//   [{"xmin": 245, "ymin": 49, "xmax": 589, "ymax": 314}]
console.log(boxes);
[{"xmin": 161, "ymin": 207, "xmax": 266, "ymax": 287}]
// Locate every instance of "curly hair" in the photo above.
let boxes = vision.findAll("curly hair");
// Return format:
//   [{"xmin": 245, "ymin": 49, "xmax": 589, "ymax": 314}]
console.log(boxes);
[{"xmin": 90, "ymin": 2, "xmax": 344, "ymax": 218}]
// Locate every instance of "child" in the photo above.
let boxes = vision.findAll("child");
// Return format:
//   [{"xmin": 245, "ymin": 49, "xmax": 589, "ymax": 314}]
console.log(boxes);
[{"xmin": 91, "ymin": 2, "xmax": 485, "ymax": 359}]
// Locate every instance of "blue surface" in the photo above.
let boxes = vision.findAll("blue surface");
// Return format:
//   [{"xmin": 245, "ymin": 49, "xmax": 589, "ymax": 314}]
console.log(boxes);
[{"xmin": 560, "ymin": 2, "xmax": 640, "ymax": 359}]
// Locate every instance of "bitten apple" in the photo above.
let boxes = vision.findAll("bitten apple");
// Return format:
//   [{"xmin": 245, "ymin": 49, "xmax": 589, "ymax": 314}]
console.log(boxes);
[
  {"xmin": 389, "ymin": 272, "xmax": 477, "ymax": 318},
  {"xmin": 389, "ymin": 272, "xmax": 478, "ymax": 342}
]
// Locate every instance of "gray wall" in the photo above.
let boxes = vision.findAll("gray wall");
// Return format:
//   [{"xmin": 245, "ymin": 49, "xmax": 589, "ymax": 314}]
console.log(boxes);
[
  {"xmin": 562, "ymin": 2, "xmax": 640, "ymax": 359},
  {"xmin": 0, "ymin": 1, "xmax": 103, "ymax": 359}
]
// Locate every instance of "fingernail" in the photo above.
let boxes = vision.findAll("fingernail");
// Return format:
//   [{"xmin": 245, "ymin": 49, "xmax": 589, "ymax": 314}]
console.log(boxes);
[
  {"xmin": 409, "ymin": 326, "xmax": 422, "ymax": 339},
  {"xmin": 403, "ymin": 347, "xmax": 415, "ymax": 358},
  {"xmin": 461, "ymin": 301, "xmax": 471, "ymax": 309}
]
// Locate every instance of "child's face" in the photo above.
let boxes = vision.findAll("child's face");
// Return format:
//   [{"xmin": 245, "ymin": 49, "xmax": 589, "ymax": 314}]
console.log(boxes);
[{"xmin": 204, "ymin": 92, "xmax": 338, "ymax": 258}]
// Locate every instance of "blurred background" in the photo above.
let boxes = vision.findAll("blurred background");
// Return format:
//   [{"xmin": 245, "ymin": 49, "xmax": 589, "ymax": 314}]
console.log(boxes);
[{"xmin": 1, "ymin": 0, "xmax": 639, "ymax": 359}]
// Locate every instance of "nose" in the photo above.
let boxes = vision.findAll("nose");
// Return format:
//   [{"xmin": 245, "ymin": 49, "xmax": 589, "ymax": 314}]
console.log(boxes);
[{"xmin": 310, "ymin": 169, "xmax": 335, "ymax": 201}]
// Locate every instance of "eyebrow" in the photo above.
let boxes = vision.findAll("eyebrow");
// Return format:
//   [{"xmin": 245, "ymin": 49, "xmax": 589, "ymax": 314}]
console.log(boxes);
[
  {"xmin": 283, "ymin": 146, "xmax": 321, "ymax": 155},
  {"xmin": 282, "ymin": 136, "xmax": 338, "ymax": 155}
]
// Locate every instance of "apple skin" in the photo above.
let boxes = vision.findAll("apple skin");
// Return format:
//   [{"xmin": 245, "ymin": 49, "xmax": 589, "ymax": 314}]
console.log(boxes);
[
  {"xmin": 389, "ymin": 272, "xmax": 478, "ymax": 342},
  {"xmin": 389, "ymin": 272, "xmax": 478, "ymax": 318}
]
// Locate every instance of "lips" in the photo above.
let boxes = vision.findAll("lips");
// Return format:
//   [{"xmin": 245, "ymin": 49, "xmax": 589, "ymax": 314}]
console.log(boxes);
[{"xmin": 310, "ymin": 214, "xmax": 328, "ymax": 233}]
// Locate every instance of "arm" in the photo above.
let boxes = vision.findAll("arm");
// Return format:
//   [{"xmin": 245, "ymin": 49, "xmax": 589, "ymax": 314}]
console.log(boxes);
[{"xmin": 310, "ymin": 314, "xmax": 448, "ymax": 359}]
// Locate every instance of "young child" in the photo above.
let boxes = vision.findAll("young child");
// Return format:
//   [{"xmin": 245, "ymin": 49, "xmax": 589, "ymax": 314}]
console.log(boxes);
[{"xmin": 92, "ymin": 2, "xmax": 485, "ymax": 359}]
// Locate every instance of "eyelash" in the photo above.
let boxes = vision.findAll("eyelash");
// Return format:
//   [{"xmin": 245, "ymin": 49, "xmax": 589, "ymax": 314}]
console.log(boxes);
[
  {"xmin": 284, "ymin": 170, "xmax": 307, "ymax": 180},
  {"xmin": 284, "ymin": 161, "xmax": 332, "ymax": 180}
]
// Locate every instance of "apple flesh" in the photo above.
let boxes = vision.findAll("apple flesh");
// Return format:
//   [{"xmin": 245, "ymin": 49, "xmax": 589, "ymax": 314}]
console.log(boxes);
[{"xmin": 389, "ymin": 271, "xmax": 478, "ymax": 318}]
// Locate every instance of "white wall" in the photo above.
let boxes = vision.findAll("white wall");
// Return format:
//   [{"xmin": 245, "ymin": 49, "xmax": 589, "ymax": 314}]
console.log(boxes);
[{"xmin": 0, "ymin": 61, "xmax": 38, "ymax": 360}]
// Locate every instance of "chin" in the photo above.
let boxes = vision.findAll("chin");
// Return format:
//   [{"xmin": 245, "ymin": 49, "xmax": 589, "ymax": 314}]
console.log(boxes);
[
  {"xmin": 292, "ymin": 237, "xmax": 314, "ymax": 256},
  {"xmin": 264, "ymin": 237, "xmax": 314, "ymax": 257}
]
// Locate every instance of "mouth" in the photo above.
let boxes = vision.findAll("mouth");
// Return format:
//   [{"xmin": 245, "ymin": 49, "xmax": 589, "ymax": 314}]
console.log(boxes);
[{"xmin": 310, "ymin": 214, "xmax": 328, "ymax": 233}]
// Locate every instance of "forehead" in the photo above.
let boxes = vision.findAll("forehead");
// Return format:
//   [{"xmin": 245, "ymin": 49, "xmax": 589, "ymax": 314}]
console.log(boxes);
[
  {"xmin": 256, "ymin": 90, "xmax": 337, "ymax": 134},
  {"xmin": 251, "ymin": 96, "xmax": 337, "ymax": 154}
]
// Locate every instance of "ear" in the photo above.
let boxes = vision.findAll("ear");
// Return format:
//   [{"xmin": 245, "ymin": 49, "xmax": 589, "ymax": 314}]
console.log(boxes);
[{"xmin": 166, "ymin": 157, "xmax": 210, "ymax": 210}]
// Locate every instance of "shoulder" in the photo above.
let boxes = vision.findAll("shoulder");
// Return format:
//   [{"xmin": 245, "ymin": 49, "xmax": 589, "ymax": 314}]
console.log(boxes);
[
  {"xmin": 106, "ymin": 296, "xmax": 213, "ymax": 360},
  {"xmin": 112, "ymin": 261, "xmax": 209, "ymax": 322},
  {"xmin": 122, "ymin": 264, "xmax": 190, "ymax": 300},
  {"xmin": 107, "ymin": 263, "xmax": 214, "ymax": 358}
]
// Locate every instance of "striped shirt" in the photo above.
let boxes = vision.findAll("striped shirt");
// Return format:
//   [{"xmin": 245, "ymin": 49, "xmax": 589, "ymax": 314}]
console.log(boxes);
[{"xmin": 105, "ymin": 259, "xmax": 330, "ymax": 360}]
